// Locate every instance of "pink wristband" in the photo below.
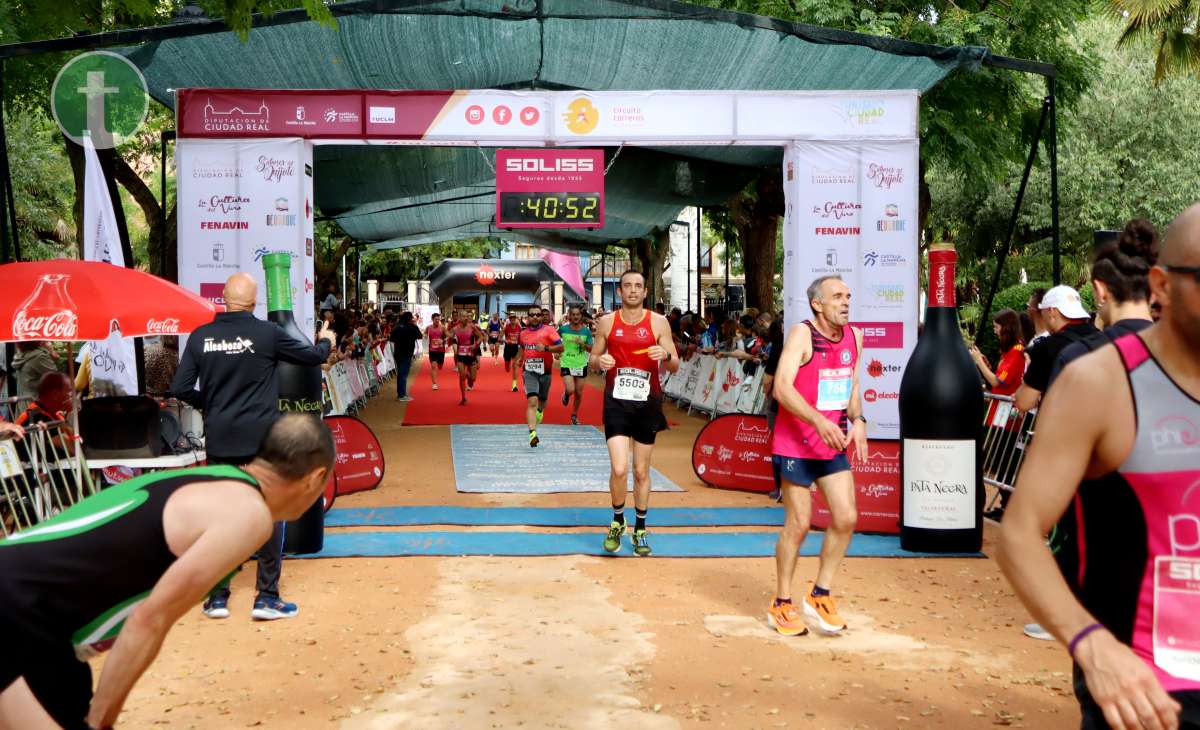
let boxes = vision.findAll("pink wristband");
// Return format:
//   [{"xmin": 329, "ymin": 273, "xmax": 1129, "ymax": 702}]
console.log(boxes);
[{"xmin": 1068, "ymin": 623, "xmax": 1104, "ymax": 658}]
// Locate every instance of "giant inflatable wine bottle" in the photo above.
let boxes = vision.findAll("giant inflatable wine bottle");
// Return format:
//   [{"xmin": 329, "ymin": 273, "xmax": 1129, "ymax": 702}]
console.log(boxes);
[
  {"xmin": 262, "ymin": 252, "xmax": 325, "ymax": 554},
  {"xmin": 898, "ymin": 243, "xmax": 984, "ymax": 552}
]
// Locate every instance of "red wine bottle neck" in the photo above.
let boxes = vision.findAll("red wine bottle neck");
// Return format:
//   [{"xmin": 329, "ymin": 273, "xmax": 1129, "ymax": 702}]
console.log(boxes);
[{"xmin": 928, "ymin": 250, "xmax": 956, "ymax": 308}]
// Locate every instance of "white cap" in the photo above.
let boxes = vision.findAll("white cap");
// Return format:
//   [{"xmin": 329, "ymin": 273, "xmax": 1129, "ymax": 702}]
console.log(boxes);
[{"xmin": 1039, "ymin": 285, "xmax": 1090, "ymax": 320}]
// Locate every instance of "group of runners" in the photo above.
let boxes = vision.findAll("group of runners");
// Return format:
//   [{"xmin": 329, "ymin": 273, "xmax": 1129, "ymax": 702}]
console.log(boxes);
[{"xmin": 3, "ymin": 202, "xmax": 1197, "ymax": 728}]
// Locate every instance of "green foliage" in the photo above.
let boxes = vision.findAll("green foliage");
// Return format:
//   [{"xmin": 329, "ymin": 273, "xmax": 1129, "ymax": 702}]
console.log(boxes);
[
  {"xmin": 929, "ymin": 16, "xmax": 1200, "ymax": 293},
  {"xmin": 1110, "ymin": 0, "xmax": 1200, "ymax": 84},
  {"xmin": 5, "ymin": 108, "xmax": 75, "ymax": 261}
]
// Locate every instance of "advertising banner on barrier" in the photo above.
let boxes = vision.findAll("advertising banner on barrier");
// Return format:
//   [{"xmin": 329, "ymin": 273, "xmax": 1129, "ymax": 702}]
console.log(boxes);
[
  {"xmin": 692, "ymin": 415, "xmax": 901, "ymax": 533},
  {"xmin": 782, "ymin": 140, "xmax": 918, "ymax": 439},
  {"xmin": 325, "ymin": 415, "xmax": 385, "ymax": 496},
  {"xmin": 177, "ymin": 138, "xmax": 316, "ymax": 341}
]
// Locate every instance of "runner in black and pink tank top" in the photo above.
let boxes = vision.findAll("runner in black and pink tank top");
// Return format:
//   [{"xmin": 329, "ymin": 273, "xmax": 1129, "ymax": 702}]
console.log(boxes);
[
  {"xmin": 998, "ymin": 206, "xmax": 1200, "ymax": 730},
  {"xmin": 1057, "ymin": 334, "xmax": 1200, "ymax": 708}
]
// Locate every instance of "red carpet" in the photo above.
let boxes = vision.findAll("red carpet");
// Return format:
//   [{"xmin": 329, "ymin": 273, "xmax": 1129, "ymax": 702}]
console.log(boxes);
[{"xmin": 402, "ymin": 356, "xmax": 606, "ymax": 426}]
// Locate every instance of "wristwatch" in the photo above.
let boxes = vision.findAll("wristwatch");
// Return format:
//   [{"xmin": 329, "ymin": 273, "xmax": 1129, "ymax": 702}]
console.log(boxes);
[{"xmin": 854, "ymin": 415, "xmax": 867, "ymax": 424}]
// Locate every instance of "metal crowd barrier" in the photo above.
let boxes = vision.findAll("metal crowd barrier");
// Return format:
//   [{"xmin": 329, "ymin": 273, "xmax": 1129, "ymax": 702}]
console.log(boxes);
[
  {"xmin": 982, "ymin": 393, "xmax": 1038, "ymax": 507},
  {"xmin": 0, "ymin": 418, "xmax": 97, "ymax": 538}
]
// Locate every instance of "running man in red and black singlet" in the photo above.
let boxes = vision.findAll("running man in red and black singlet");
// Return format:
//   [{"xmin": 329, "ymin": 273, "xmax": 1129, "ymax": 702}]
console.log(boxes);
[
  {"xmin": 589, "ymin": 270, "xmax": 679, "ymax": 557},
  {"xmin": 515, "ymin": 308, "xmax": 563, "ymax": 448},
  {"xmin": 450, "ymin": 312, "xmax": 480, "ymax": 406},
  {"xmin": 424, "ymin": 313, "xmax": 447, "ymax": 391},
  {"xmin": 999, "ymin": 203, "xmax": 1200, "ymax": 730},
  {"xmin": 503, "ymin": 311, "xmax": 523, "ymax": 392},
  {"xmin": 767, "ymin": 275, "xmax": 867, "ymax": 638},
  {"xmin": 0, "ymin": 416, "xmax": 333, "ymax": 730}
]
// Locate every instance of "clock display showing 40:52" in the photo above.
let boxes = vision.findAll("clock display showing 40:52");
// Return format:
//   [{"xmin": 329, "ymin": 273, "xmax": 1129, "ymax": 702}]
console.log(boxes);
[{"xmin": 498, "ymin": 192, "xmax": 601, "ymax": 225}]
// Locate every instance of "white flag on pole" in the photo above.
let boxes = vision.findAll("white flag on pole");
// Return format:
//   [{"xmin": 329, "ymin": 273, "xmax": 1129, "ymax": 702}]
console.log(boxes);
[{"xmin": 83, "ymin": 136, "xmax": 138, "ymax": 397}]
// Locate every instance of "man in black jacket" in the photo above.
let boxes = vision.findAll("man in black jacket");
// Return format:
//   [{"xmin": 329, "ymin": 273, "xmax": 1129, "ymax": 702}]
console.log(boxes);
[
  {"xmin": 388, "ymin": 311, "xmax": 422, "ymax": 402},
  {"xmin": 170, "ymin": 272, "xmax": 333, "ymax": 622}
]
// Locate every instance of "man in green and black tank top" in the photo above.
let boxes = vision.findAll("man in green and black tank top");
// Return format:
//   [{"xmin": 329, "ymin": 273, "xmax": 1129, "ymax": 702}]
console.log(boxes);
[{"xmin": 0, "ymin": 415, "xmax": 334, "ymax": 730}]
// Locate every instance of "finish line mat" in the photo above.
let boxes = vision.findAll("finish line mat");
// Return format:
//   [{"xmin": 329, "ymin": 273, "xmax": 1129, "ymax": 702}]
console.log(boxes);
[
  {"xmin": 450, "ymin": 424, "xmax": 683, "ymax": 493},
  {"xmin": 293, "ymin": 531, "xmax": 983, "ymax": 558},
  {"xmin": 325, "ymin": 506, "xmax": 783, "ymax": 527}
]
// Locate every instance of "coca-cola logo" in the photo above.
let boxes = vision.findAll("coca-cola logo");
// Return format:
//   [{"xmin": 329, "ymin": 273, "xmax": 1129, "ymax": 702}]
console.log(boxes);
[
  {"xmin": 146, "ymin": 318, "xmax": 181, "ymax": 334},
  {"xmin": 867, "ymin": 163, "xmax": 903, "ymax": 190},
  {"xmin": 812, "ymin": 201, "xmax": 862, "ymax": 220},
  {"xmin": 257, "ymin": 156, "xmax": 295, "ymax": 183},
  {"xmin": 14, "ymin": 310, "xmax": 77, "ymax": 339}
]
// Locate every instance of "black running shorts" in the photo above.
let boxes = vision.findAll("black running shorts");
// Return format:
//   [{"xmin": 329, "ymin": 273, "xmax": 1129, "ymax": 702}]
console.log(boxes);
[
  {"xmin": 503, "ymin": 343, "xmax": 519, "ymax": 361},
  {"xmin": 455, "ymin": 354, "xmax": 477, "ymax": 367},
  {"xmin": 603, "ymin": 395, "xmax": 668, "ymax": 445},
  {"xmin": 0, "ymin": 619, "xmax": 93, "ymax": 730},
  {"xmin": 429, "ymin": 351, "xmax": 445, "ymax": 365}
]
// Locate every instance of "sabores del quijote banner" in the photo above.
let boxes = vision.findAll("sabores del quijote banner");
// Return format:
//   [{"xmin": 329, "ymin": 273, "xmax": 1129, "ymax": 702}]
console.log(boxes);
[
  {"xmin": 782, "ymin": 140, "xmax": 919, "ymax": 440},
  {"xmin": 176, "ymin": 138, "xmax": 316, "ymax": 341}
]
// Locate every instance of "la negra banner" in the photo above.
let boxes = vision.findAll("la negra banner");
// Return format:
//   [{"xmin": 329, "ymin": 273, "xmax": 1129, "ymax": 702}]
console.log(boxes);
[{"xmin": 174, "ymin": 89, "xmax": 919, "ymax": 437}]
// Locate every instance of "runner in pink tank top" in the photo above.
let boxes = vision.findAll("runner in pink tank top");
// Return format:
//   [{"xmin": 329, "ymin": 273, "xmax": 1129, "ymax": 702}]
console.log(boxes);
[
  {"xmin": 423, "ymin": 313, "xmax": 446, "ymax": 391},
  {"xmin": 767, "ymin": 275, "xmax": 868, "ymax": 639},
  {"xmin": 998, "ymin": 203, "xmax": 1200, "ymax": 729}
]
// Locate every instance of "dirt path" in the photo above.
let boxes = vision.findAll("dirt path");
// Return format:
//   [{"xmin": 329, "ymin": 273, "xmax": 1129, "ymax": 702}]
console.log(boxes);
[{"xmin": 106, "ymin": 371, "xmax": 1079, "ymax": 728}]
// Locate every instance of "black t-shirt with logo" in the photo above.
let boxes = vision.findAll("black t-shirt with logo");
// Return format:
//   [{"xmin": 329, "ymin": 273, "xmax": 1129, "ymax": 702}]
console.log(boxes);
[
  {"xmin": 388, "ymin": 323, "xmax": 422, "ymax": 359},
  {"xmin": 170, "ymin": 311, "xmax": 330, "ymax": 458},
  {"xmin": 1047, "ymin": 318, "xmax": 1154, "ymax": 388},
  {"xmin": 1022, "ymin": 321, "xmax": 1099, "ymax": 394}
]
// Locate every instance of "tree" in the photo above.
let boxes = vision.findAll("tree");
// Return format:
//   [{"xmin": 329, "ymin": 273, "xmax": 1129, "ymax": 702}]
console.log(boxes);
[
  {"xmin": 0, "ymin": 1, "xmax": 335, "ymax": 270},
  {"xmin": 1110, "ymin": 0, "xmax": 1200, "ymax": 84},
  {"xmin": 929, "ymin": 15, "xmax": 1200, "ymax": 304},
  {"xmin": 705, "ymin": 173, "xmax": 783, "ymax": 312},
  {"xmin": 359, "ymin": 238, "xmax": 504, "ymax": 282},
  {"xmin": 692, "ymin": 0, "xmax": 1097, "ymax": 308}
]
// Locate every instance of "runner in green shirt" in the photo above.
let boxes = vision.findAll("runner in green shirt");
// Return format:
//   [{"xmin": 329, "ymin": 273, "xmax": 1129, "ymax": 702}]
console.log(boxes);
[{"xmin": 558, "ymin": 305, "xmax": 594, "ymax": 425}]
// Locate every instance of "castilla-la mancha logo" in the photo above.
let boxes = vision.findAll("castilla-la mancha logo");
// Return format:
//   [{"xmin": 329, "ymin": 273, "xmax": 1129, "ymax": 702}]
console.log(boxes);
[{"xmin": 14, "ymin": 274, "xmax": 78, "ymax": 340}]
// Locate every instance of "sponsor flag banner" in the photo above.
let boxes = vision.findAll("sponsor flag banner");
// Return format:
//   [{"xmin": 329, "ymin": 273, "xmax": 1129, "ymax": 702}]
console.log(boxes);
[
  {"xmin": 693, "ymin": 416, "xmax": 901, "ymax": 533},
  {"xmin": 326, "ymin": 415, "xmax": 385, "ymax": 496},
  {"xmin": 177, "ymin": 138, "xmax": 316, "ymax": 341},
  {"xmin": 82, "ymin": 137, "xmax": 138, "ymax": 396},
  {"xmin": 783, "ymin": 140, "xmax": 918, "ymax": 439}
]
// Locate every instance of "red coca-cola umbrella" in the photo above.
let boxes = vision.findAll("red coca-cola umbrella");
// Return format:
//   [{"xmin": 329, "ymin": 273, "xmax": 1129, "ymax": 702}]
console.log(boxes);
[{"xmin": 0, "ymin": 259, "xmax": 222, "ymax": 341}]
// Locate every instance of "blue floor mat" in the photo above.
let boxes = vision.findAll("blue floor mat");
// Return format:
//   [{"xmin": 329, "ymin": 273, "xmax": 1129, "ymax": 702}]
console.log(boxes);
[
  {"xmin": 450, "ymin": 424, "xmax": 682, "ymax": 493},
  {"xmin": 325, "ymin": 506, "xmax": 785, "ymax": 528},
  {"xmin": 292, "ymin": 530, "xmax": 983, "ymax": 559}
]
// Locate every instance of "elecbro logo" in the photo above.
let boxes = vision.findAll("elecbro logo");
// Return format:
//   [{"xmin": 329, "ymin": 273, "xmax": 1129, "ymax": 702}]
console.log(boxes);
[
  {"xmin": 504, "ymin": 157, "xmax": 595, "ymax": 173},
  {"xmin": 864, "ymin": 388, "xmax": 898, "ymax": 403},
  {"xmin": 812, "ymin": 201, "xmax": 862, "ymax": 220},
  {"xmin": 854, "ymin": 321, "xmax": 904, "ymax": 349}
]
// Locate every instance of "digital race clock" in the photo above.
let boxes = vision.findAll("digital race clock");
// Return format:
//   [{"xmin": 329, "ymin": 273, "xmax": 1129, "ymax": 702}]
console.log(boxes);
[
  {"xmin": 498, "ymin": 193, "xmax": 601, "ymax": 225},
  {"xmin": 495, "ymin": 149, "xmax": 604, "ymax": 229}
]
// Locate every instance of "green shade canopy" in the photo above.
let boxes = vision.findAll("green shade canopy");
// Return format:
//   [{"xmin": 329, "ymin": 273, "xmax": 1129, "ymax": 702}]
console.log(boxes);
[{"xmin": 116, "ymin": 0, "xmax": 990, "ymax": 250}]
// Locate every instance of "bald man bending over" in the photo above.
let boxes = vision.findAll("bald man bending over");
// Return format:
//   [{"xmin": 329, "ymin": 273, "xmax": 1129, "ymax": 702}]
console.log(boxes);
[{"xmin": 170, "ymin": 272, "xmax": 334, "ymax": 621}]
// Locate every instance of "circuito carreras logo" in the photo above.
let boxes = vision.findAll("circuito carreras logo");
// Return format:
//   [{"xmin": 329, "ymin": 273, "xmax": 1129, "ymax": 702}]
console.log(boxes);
[{"xmin": 563, "ymin": 97, "xmax": 599, "ymax": 135}]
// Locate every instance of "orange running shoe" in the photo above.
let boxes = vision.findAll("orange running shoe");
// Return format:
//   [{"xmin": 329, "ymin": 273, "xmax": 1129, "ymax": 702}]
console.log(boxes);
[
  {"xmin": 803, "ymin": 582, "xmax": 847, "ymax": 634},
  {"xmin": 766, "ymin": 600, "xmax": 808, "ymax": 637}
]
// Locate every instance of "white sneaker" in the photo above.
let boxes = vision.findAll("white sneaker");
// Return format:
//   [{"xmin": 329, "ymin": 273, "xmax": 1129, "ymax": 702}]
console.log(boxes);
[
  {"xmin": 398, "ymin": 395, "xmax": 414, "ymax": 402},
  {"xmin": 1023, "ymin": 623, "xmax": 1054, "ymax": 641},
  {"xmin": 432, "ymin": 384, "xmax": 439, "ymax": 390}
]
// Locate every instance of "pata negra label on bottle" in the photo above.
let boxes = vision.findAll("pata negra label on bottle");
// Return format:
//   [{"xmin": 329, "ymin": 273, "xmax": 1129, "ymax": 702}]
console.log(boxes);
[{"xmin": 903, "ymin": 439, "xmax": 975, "ymax": 529}]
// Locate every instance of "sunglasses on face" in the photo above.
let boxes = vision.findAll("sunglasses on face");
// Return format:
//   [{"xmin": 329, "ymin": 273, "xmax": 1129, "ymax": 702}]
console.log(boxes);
[{"xmin": 1163, "ymin": 264, "xmax": 1200, "ymax": 283}]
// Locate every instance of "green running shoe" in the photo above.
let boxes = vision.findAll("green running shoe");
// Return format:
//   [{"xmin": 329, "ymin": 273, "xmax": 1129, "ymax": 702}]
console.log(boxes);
[
  {"xmin": 602, "ymin": 521, "xmax": 625, "ymax": 553},
  {"xmin": 529, "ymin": 430, "xmax": 539, "ymax": 448},
  {"xmin": 631, "ymin": 528, "xmax": 652, "ymax": 557},
  {"xmin": 536, "ymin": 408, "xmax": 544, "ymax": 424}
]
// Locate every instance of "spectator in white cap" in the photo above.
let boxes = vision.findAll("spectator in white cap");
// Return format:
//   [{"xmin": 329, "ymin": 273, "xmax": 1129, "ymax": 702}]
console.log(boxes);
[{"xmin": 1014, "ymin": 284, "xmax": 1097, "ymax": 412}]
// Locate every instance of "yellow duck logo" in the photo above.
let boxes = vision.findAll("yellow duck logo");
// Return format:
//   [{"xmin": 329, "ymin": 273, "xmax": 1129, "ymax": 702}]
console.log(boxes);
[{"xmin": 563, "ymin": 97, "xmax": 599, "ymax": 135}]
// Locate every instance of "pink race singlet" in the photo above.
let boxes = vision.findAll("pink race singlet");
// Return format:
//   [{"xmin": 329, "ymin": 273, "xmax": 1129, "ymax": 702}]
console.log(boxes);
[{"xmin": 771, "ymin": 322, "xmax": 857, "ymax": 461}]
